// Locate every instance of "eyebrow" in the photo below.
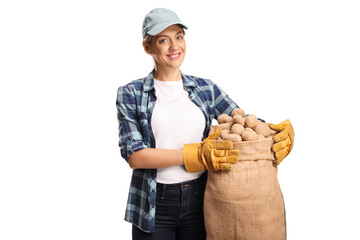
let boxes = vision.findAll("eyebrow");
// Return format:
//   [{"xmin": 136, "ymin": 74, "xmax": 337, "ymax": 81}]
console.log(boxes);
[{"xmin": 157, "ymin": 31, "xmax": 184, "ymax": 38}]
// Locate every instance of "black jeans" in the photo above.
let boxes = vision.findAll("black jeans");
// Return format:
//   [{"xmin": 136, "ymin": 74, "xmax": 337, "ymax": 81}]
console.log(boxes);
[{"xmin": 132, "ymin": 173, "xmax": 207, "ymax": 240}]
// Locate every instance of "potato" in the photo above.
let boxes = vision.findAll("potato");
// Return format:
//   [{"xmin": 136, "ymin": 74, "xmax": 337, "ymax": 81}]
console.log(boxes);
[
  {"xmin": 222, "ymin": 133, "xmax": 242, "ymax": 142},
  {"xmin": 241, "ymin": 130, "xmax": 258, "ymax": 141},
  {"xmin": 231, "ymin": 108, "xmax": 246, "ymax": 118},
  {"xmin": 218, "ymin": 114, "xmax": 233, "ymax": 124},
  {"xmin": 245, "ymin": 127, "xmax": 254, "ymax": 132},
  {"xmin": 270, "ymin": 129, "xmax": 277, "ymax": 136},
  {"xmin": 257, "ymin": 134, "xmax": 265, "ymax": 139},
  {"xmin": 253, "ymin": 122, "xmax": 271, "ymax": 137},
  {"xmin": 244, "ymin": 114, "xmax": 259, "ymax": 128},
  {"xmin": 266, "ymin": 135, "xmax": 274, "ymax": 142},
  {"xmin": 218, "ymin": 122, "xmax": 233, "ymax": 130},
  {"xmin": 220, "ymin": 129, "xmax": 231, "ymax": 139},
  {"xmin": 232, "ymin": 115, "xmax": 245, "ymax": 126},
  {"xmin": 211, "ymin": 108, "xmax": 276, "ymax": 143},
  {"xmin": 231, "ymin": 124, "xmax": 245, "ymax": 135}
]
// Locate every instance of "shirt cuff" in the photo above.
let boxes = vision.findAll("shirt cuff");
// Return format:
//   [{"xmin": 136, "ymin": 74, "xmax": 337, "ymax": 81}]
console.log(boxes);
[{"xmin": 121, "ymin": 137, "xmax": 148, "ymax": 161}]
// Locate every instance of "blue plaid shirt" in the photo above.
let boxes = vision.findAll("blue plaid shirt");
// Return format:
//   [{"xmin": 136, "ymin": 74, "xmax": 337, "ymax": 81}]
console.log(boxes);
[{"xmin": 116, "ymin": 70, "xmax": 239, "ymax": 232}]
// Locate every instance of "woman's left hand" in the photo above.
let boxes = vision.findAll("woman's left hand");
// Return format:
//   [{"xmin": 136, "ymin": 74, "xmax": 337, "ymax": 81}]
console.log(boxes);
[{"xmin": 268, "ymin": 119, "xmax": 294, "ymax": 165}]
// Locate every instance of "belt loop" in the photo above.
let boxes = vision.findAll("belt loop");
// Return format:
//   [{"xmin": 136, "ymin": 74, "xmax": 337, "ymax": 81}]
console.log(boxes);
[
  {"xmin": 161, "ymin": 184, "xmax": 166, "ymax": 199},
  {"xmin": 195, "ymin": 178, "xmax": 199, "ymax": 195}
]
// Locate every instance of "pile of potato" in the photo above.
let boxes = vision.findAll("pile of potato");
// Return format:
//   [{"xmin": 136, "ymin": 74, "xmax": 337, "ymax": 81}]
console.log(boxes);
[{"xmin": 211, "ymin": 108, "xmax": 276, "ymax": 142}]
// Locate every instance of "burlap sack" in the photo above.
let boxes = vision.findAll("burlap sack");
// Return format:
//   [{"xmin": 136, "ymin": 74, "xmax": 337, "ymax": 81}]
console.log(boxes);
[{"xmin": 204, "ymin": 138, "xmax": 286, "ymax": 240}]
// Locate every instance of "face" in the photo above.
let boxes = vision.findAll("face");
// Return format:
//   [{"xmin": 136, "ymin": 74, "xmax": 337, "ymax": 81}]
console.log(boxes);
[{"xmin": 143, "ymin": 24, "xmax": 186, "ymax": 70}]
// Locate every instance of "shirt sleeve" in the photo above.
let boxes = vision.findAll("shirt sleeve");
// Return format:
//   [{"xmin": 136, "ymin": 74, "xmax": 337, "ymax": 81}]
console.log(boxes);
[
  {"xmin": 213, "ymin": 83, "xmax": 240, "ymax": 118},
  {"xmin": 116, "ymin": 85, "xmax": 148, "ymax": 161}
]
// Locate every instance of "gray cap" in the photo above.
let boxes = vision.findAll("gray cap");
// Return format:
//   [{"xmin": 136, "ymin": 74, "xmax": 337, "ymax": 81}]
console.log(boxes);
[{"xmin": 142, "ymin": 8, "xmax": 188, "ymax": 39}]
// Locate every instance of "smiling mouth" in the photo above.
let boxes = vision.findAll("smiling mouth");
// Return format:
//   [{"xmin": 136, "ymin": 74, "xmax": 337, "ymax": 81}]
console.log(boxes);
[{"xmin": 167, "ymin": 53, "xmax": 181, "ymax": 59}]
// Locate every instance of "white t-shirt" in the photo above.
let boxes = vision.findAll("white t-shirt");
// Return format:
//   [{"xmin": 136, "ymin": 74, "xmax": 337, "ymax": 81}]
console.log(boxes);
[{"xmin": 151, "ymin": 79, "xmax": 206, "ymax": 184}]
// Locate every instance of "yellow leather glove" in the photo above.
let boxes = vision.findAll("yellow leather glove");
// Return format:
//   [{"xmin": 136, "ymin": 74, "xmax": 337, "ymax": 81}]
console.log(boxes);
[
  {"xmin": 183, "ymin": 128, "xmax": 239, "ymax": 172},
  {"xmin": 268, "ymin": 119, "xmax": 294, "ymax": 165}
]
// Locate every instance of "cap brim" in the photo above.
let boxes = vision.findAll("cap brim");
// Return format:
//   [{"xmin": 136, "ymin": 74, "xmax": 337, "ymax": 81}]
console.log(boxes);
[{"xmin": 147, "ymin": 21, "xmax": 188, "ymax": 36}]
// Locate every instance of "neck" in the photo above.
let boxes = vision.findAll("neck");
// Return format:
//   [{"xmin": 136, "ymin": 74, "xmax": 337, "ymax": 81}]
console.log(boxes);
[{"xmin": 153, "ymin": 66, "xmax": 182, "ymax": 81}]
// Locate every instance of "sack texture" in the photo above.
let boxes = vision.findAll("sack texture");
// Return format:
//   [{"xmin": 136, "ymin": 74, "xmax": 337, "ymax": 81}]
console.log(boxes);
[{"xmin": 204, "ymin": 138, "xmax": 286, "ymax": 240}]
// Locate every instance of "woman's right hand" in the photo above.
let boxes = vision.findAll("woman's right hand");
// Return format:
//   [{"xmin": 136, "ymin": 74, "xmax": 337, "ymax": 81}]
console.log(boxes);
[{"xmin": 183, "ymin": 128, "xmax": 239, "ymax": 172}]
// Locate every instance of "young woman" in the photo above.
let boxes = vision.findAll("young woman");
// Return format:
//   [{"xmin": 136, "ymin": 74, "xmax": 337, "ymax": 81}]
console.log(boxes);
[{"xmin": 116, "ymin": 8, "xmax": 294, "ymax": 240}]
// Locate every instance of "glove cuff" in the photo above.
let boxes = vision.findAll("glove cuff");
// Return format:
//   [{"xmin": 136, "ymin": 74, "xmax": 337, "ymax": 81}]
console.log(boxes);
[{"xmin": 183, "ymin": 143, "xmax": 204, "ymax": 172}]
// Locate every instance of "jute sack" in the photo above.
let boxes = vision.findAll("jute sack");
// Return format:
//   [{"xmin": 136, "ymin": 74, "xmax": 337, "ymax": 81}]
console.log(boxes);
[{"xmin": 204, "ymin": 137, "xmax": 286, "ymax": 240}]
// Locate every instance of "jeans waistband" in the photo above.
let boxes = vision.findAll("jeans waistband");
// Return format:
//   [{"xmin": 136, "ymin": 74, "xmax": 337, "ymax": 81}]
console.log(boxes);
[{"xmin": 156, "ymin": 173, "xmax": 206, "ymax": 192}]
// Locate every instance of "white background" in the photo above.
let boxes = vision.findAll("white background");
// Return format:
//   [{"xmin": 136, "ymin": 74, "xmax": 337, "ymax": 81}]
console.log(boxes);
[{"xmin": 1, "ymin": 0, "xmax": 359, "ymax": 239}]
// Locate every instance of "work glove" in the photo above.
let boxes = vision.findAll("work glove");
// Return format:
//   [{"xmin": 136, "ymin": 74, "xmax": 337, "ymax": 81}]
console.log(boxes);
[
  {"xmin": 183, "ymin": 128, "xmax": 239, "ymax": 172},
  {"xmin": 268, "ymin": 119, "xmax": 294, "ymax": 165}
]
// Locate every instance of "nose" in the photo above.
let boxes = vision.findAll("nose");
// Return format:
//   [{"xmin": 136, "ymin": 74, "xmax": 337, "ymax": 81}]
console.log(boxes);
[{"xmin": 169, "ymin": 39, "xmax": 179, "ymax": 51}]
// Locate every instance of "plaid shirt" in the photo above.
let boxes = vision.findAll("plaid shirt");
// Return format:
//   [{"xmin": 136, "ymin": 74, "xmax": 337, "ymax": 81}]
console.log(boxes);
[{"xmin": 116, "ymin": 70, "xmax": 239, "ymax": 232}]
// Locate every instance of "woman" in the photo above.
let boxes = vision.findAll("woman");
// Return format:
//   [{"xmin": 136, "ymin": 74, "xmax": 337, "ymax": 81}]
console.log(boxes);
[{"xmin": 116, "ymin": 8, "xmax": 294, "ymax": 240}]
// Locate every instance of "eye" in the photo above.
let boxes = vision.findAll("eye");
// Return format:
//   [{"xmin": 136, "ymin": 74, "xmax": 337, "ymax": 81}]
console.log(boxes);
[
  {"xmin": 177, "ymin": 35, "xmax": 183, "ymax": 40},
  {"xmin": 159, "ymin": 38, "xmax": 168, "ymax": 44}
]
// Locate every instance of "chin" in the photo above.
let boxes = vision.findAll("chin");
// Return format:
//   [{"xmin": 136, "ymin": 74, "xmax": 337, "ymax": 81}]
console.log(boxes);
[{"xmin": 170, "ymin": 63, "xmax": 183, "ymax": 69}]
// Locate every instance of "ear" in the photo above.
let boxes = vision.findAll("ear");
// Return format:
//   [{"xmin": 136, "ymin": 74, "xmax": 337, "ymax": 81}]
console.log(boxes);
[{"xmin": 142, "ymin": 41, "xmax": 152, "ymax": 54}]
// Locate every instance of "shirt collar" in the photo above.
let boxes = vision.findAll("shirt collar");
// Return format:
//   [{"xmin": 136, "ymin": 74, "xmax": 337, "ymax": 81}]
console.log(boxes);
[{"xmin": 143, "ymin": 70, "xmax": 196, "ymax": 92}]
